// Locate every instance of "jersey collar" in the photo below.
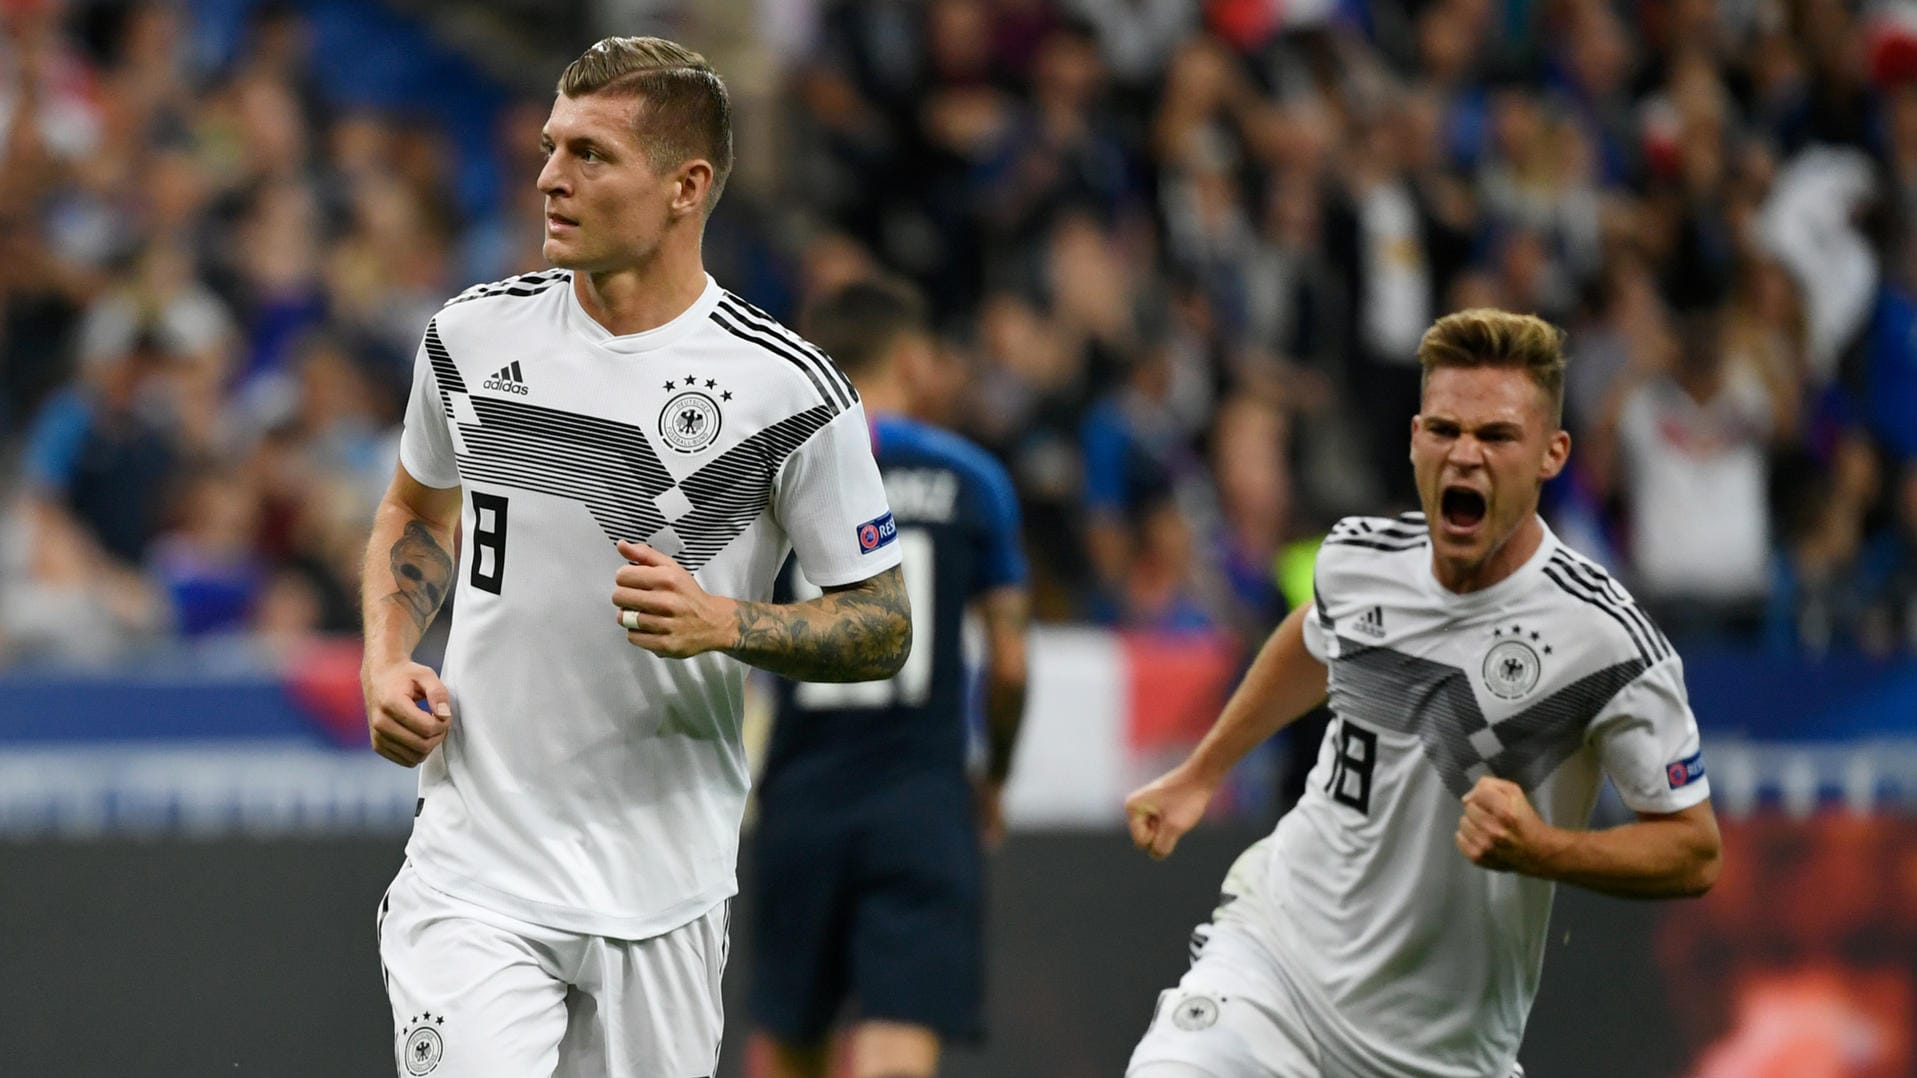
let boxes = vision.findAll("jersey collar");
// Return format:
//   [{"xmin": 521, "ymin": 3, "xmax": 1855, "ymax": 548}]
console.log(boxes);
[
  {"xmin": 565, "ymin": 273, "xmax": 723, "ymax": 354},
  {"xmin": 1418, "ymin": 516, "xmax": 1560, "ymax": 610}
]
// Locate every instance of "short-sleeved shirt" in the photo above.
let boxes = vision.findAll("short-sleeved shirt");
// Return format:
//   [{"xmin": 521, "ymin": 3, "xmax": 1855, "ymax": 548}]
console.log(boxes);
[
  {"xmin": 395, "ymin": 270, "xmax": 901, "ymax": 939},
  {"xmin": 762, "ymin": 415, "xmax": 1026, "ymax": 799},
  {"xmin": 1267, "ymin": 512, "xmax": 1709, "ymax": 1078}
]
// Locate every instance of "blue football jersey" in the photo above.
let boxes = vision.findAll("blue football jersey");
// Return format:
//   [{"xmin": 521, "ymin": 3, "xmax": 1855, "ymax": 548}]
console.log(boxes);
[{"xmin": 763, "ymin": 414, "xmax": 1027, "ymax": 793}]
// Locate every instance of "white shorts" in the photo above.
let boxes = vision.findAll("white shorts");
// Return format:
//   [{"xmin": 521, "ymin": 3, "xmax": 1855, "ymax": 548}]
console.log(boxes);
[
  {"xmin": 1127, "ymin": 840, "xmax": 1526, "ymax": 1078},
  {"xmin": 1128, "ymin": 839, "xmax": 1324, "ymax": 1078},
  {"xmin": 376, "ymin": 861, "xmax": 728, "ymax": 1078}
]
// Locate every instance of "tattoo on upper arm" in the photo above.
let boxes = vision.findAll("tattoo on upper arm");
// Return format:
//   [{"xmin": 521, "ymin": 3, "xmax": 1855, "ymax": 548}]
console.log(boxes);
[
  {"xmin": 387, "ymin": 520, "xmax": 452, "ymax": 631},
  {"xmin": 728, "ymin": 565, "xmax": 912, "ymax": 682}
]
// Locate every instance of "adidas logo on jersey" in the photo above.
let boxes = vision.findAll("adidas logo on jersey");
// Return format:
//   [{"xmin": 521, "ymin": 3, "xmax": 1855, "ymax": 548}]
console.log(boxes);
[
  {"xmin": 482, "ymin": 361, "xmax": 531, "ymax": 395},
  {"xmin": 1354, "ymin": 605, "xmax": 1386, "ymax": 638}
]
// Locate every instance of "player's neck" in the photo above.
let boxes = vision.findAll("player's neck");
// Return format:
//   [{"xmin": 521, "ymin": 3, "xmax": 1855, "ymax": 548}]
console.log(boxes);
[
  {"xmin": 1430, "ymin": 513, "xmax": 1545, "ymax": 594},
  {"xmin": 572, "ymin": 242, "xmax": 707, "ymax": 336},
  {"xmin": 856, "ymin": 378, "xmax": 911, "ymax": 420}
]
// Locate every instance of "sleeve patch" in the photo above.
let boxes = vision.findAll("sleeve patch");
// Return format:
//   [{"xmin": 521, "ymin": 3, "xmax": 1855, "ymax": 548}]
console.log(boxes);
[
  {"xmin": 856, "ymin": 512, "xmax": 897, "ymax": 554},
  {"xmin": 1665, "ymin": 751, "xmax": 1705, "ymax": 790}
]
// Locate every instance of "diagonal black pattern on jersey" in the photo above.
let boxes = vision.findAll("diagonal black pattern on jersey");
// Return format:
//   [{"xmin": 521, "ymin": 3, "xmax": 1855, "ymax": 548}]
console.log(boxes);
[
  {"xmin": 1330, "ymin": 637, "xmax": 1644, "ymax": 797},
  {"xmin": 671, "ymin": 404, "xmax": 837, "ymax": 563},
  {"xmin": 434, "ymin": 386, "xmax": 833, "ymax": 571},
  {"xmin": 1482, "ymin": 658, "xmax": 1647, "ymax": 790},
  {"xmin": 1330, "ymin": 640, "xmax": 1486, "ymax": 796},
  {"xmin": 456, "ymin": 396, "xmax": 672, "ymax": 545}
]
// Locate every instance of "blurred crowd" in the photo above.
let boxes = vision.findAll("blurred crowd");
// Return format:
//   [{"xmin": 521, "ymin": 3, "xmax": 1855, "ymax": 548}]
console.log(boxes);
[{"xmin": 3, "ymin": 0, "xmax": 1917, "ymax": 669}]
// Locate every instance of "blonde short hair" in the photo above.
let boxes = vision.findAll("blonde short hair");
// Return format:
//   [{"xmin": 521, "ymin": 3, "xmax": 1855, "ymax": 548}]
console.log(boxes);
[
  {"xmin": 1417, "ymin": 309, "xmax": 1567, "ymax": 427},
  {"xmin": 557, "ymin": 36, "xmax": 732, "ymax": 211}
]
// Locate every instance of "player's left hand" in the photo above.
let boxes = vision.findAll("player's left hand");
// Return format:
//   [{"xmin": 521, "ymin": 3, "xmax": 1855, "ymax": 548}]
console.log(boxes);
[
  {"xmin": 611, "ymin": 540, "xmax": 736, "ymax": 658},
  {"xmin": 1456, "ymin": 776, "xmax": 1559, "ymax": 875}
]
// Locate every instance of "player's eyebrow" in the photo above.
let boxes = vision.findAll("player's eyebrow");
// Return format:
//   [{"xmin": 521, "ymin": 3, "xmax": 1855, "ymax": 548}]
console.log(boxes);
[{"xmin": 539, "ymin": 129, "xmax": 616, "ymax": 154}]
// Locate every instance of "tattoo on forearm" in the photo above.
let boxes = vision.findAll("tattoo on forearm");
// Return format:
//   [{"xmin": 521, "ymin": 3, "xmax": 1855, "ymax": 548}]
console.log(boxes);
[
  {"xmin": 386, "ymin": 520, "xmax": 453, "ymax": 632},
  {"xmin": 728, "ymin": 566, "xmax": 912, "ymax": 682}
]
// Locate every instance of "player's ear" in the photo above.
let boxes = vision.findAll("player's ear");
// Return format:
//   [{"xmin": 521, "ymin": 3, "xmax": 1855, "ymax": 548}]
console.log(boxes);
[
  {"xmin": 671, "ymin": 159, "xmax": 712, "ymax": 218},
  {"xmin": 1539, "ymin": 427, "xmax": 1571, "ymax": 481}
]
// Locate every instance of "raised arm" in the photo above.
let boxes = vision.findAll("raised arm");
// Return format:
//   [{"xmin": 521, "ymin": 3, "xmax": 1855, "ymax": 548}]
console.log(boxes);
[
  {"xmin": 610, "ymin": 540, "xmax": 910, "ymax": 682},
  {"xmin": 1127, "ymin": 602, "xmax": 1330, "ymax": 858},
  {"xmin": 360, "ymin": 463, "xmax": 463, "ymax": 766}
]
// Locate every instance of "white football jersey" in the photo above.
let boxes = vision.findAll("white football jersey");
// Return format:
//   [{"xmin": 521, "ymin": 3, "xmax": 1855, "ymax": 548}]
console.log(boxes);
[
  {"xmin": 394, "ymin": 271, "xmax": 902, "ymax": 939},
  {"xmin": 1263, "ymin": 512, "xmax": 1710, "ymax": 1077}
]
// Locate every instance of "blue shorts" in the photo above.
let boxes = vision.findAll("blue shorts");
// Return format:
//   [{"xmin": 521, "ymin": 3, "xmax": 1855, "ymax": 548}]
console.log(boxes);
[{"xmin": 747, "ymin": 775, "xmax": 984, "ymax": 1044}]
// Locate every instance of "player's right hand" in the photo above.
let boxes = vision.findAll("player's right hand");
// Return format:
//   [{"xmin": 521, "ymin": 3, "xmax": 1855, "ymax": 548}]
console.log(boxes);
[
  {"xmin": 1125, "ymin": 766, "xmax": 1217, "ymax": 860},
  {"xmin": 363, "ymin": 661, "xmax": 452, "ymax": 768}
]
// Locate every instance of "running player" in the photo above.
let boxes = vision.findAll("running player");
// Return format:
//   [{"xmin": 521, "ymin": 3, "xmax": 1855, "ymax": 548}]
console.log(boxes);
[
  {"xmin": 748, "ymin": 278, "xmax": 1030, "ymax": 1078},
  {"xmin": 1123, "ymin": 309, "xmax": 1722, "ymax": 1078},
  {"xmin": 358, "ymin": 37, "xmax": 911, "ymax": 1078}
]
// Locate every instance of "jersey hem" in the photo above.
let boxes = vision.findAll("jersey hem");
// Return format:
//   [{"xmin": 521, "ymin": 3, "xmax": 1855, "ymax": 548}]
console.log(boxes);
[
  {"xmin": 397, "ymin": 441, "xmax": 460, "ymax": 490},
  {"xmin": 799, "ymin": 543, "xmax": 905, "ymax": 588},
  {"xmin": 405, "ymin": 845, "xmax": 737, "ymax": 941}
]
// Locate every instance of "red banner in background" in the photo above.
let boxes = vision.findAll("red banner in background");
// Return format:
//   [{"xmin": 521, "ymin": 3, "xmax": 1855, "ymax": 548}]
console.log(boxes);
[
  {"xmin": 1121, "ymin": 631, "xmax": 1241, "ymax": 755},
  {"xmin": 281, "ymin": 637, "xmax": 370, "ymax": 747},
  {"xmin": 1660, "ymin": 814, "xmax": 1917, "ymax": 1078}
]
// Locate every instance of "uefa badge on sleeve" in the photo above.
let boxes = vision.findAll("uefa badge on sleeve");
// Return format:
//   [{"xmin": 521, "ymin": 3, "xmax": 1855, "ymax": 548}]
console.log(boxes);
[
  {"xmin": 856, "ymin": 511, "xmax": 898, "ymax": 555},
  {"xmin": 1666, "ymin": 751, "xmax": 1705, "ymax": 789}
]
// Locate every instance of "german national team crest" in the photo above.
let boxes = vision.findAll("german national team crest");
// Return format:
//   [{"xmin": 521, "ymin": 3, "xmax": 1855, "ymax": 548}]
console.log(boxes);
[
  {"xmin": 658, "ymin": 374, "xmax": 728, "ymax": 454},
  {"xmin": 1483, "ymin": 623, "xmax": 1550, "ymax": 700},
  {"xmin": 400, "ymin": 1012, "xmax": 445, "ymax": 1075}
]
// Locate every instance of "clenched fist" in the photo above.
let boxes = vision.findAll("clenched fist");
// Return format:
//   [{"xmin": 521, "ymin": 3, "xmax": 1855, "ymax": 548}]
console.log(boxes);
[
  {"xmin": 1125, "ymin": 766, "xmax": 1218, "ymax": 861},
  {"xmin": 1455, "ymin": 775, "xmax": 1560, "ymax": 874}
]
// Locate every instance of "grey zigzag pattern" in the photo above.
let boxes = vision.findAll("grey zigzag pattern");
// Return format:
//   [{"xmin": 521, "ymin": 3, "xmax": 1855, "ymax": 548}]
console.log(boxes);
[
  {"xmin": 430, "ymin": 352, "xmax": 836, "ymax": 571},
  {"xmin": 1329, "ymin": 636, "xmax": 1647, "ymax": 797}
]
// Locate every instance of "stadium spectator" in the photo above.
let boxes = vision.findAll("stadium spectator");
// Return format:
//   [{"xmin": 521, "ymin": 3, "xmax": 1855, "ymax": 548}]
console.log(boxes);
[
  {"xmin": 1598, "ymin": 314, "xmax": 1782, "ymax": 639},
  {"xmin": 0, "ymin": 0, "xmax": 1913, "ymax": 668},
  {"xmin": 148, "ymin": 464, "xmax": 265, "ymax": 638},
  {"xmin": 21, "ymin": 328, "xmax": 191, "ymax": 567}
]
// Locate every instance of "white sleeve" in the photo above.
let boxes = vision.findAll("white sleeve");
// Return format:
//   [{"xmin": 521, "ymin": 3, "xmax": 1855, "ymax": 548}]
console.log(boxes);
[
  {"xmin": 774, "ymin": 402, "xmax": 902, "ymax": 586},
  {"xmin": 1302, "ymin": 592, "xmax": 1331, "ymax": 662},
  {"xmin": 397, "ymin": 326, "xmax": 461, "ymax": 489},
  {"xmin": 1301, "ymin": 545, "xmax": 1343, "ymax": 663},
  {"xmin": 1587, "ymin": 655, "xmax": 1712, "ymax": 814}
]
